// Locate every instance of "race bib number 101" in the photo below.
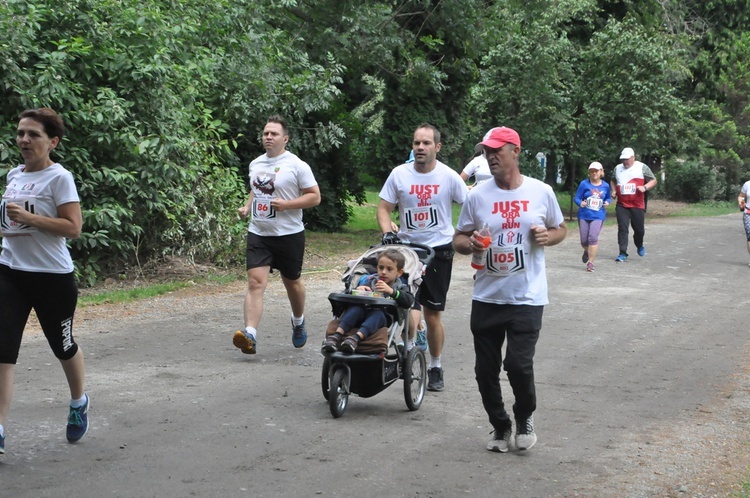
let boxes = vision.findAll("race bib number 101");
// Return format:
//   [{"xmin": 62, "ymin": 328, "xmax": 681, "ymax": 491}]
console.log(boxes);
[{"xmin": 404, "ymin": 205, "xmax": 439, "ymax": 232}]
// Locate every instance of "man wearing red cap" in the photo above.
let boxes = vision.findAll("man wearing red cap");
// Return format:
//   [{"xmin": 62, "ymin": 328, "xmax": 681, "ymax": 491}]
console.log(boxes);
[
  {"xmin": 453, "ymin": 126, "xmax": 567, "ymax": 453},
  {"xmin": 377, "ymin": 123, "xmax": 468, "ymax": 392},
  {"xmin": 610, "ymin": 147, "xmax": 657, "ymax": 262}
]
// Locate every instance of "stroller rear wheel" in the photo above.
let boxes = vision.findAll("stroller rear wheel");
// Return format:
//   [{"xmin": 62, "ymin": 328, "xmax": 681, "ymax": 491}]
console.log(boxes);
[
  {"xmin": 329, "ymin": 366, "xmax": 350, "ymax": 418},
  {"xmin": 403, "ymin": 348, "xmax": 426, "ymax": 410}
]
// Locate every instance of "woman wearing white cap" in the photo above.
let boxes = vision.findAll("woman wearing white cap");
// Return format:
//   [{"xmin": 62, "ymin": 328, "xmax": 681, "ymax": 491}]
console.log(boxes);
[{"xmin": 574, "ymin": 162, "xmax": 612, "ymax": 272}]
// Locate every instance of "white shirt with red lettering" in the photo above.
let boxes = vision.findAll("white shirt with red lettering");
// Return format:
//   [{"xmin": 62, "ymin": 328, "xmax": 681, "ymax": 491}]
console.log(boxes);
[
  {"xmin": 247, "ymin": 150, "xmax": 318, "ymax": 237},
  {"xmin": 456, "ymin": 176, "xmax": 564, "ymax": 305},
  {"xmin": 379, "ymin": 161, "xmax": 468, "ymax": 247}
]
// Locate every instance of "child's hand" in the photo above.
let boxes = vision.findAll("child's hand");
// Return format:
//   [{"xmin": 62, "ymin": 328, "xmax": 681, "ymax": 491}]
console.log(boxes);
[
  {"xmin": 356, "ymin": 285, "xmax": 372, "ymax": 291},
  {"xmin": 373, "ymin": 279, "xmax": 393, "ymax": 295}
]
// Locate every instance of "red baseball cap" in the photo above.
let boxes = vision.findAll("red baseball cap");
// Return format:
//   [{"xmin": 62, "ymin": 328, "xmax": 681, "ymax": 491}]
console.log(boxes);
[{"xmin": 477, "ymin": 127, "xmax": 521, "ymax": 151}]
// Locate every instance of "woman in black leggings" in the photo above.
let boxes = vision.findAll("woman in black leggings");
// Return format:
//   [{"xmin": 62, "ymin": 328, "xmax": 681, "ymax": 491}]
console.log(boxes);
[{"xmin": 0, "ymin": 108, "xmax": 87, "ymax": 456}]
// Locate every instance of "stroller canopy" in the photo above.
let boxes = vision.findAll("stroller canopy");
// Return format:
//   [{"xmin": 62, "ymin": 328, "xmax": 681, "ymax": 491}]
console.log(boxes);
[{"xmin": 341, "ymin": 244, "xmax": 428, "ymax": 296}]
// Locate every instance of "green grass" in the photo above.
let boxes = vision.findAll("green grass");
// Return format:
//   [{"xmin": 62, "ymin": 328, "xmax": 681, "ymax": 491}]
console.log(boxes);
[
  {"xmin": 666, "ymin": 200, "xmax": 738, "ymax": 217},
  {"xmin": 79, "ymin": 282, "xmax": 195, "ymax": 306},
  {"xmin": 734, "ymin": 479, "xmax": 750, "ymax": 498},
  {"xmin": 346, "ymin": 189, "xmax": 382, "ymax": 231},
  {"xmin": 78, "ymin": 273, "xmax": 241, "ymax": 307}
]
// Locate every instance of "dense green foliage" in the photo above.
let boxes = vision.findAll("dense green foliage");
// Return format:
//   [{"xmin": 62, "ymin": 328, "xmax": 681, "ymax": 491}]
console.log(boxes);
[{"xmin": 1, "ymin": 0, "xmax": 748, "ymax": 284}]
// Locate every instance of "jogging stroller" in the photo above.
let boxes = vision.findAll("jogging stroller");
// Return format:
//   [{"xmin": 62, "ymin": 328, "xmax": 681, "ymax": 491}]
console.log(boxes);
[{"xmin": 321, "ymin": 242, "xmax": 434, "ymax": 418}]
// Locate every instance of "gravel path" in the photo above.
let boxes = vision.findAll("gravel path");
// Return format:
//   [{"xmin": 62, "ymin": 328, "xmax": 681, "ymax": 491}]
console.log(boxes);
[{"xmin": 3, "ymin": 211, "xmax": 750, "ymax": 497}]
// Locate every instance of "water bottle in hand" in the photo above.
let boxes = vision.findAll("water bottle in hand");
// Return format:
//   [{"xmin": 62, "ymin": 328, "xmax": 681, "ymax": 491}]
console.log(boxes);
[{"xmin": 471, "ymin": 223, "xmax": 492, "ymax": 270}]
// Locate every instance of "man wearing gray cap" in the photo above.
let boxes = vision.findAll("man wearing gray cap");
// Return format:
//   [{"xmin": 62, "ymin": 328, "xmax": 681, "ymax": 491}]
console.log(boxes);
[{"xmin": 610, "ymin": 147, "xmax": 657, "ymax": 262}]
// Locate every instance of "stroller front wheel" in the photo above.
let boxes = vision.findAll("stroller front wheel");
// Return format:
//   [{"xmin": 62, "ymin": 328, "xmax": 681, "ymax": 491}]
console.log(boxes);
[
  {"xmin": 403, "ymin": 348, "xmax": 426, "ymax": 411},
  {"xmin": 329, "ymin": 366, "xmax": 350, "ymax": 418}
]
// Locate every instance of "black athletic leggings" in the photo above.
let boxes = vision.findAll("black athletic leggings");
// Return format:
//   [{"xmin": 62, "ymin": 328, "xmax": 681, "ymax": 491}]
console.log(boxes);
[{"xmin": 0, "ymin": 264, "xmax": 79, "ymax": 364}]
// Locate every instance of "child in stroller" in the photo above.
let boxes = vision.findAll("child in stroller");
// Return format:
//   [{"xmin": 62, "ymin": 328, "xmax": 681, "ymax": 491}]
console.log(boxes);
[
  {"xmin": 322, "ymin": 242, "xmax": 433, "ymax": 418},
  {"xmin": 320, "ymin": 249, "xmax": 414, "ymax": 354}
]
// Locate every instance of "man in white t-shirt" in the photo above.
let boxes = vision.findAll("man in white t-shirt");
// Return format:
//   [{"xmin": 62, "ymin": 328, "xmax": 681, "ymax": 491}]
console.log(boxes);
[
  {"xmin": 377, "ymin": 123, "xmax": 468, "ymax": 392},
  {"xmin": 233, "ymin": 115, "xmax": 321, "ymax": 355},
  {"xmin": 454, "ymin": 127, "xmax": 566, "ymax": 453},
  {"xmin": 460, "ymin": 128, "xmax": 500, "ymax": 188}
]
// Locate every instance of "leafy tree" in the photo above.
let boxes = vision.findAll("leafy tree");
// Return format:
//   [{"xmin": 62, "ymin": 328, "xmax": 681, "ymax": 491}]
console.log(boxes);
[
  {"xmin": 0, "ymin": 0, "xmax": 346, "ymax": 282},
  {"xmin": 470, "ymin": 0, "xmax": 687, "ymax": 193}
]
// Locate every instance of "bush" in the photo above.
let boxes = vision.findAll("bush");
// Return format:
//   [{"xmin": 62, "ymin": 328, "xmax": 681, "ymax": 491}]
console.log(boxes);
[{"xmin": 663, "ymin": 159, "xmax": 722, "ymax": 203}]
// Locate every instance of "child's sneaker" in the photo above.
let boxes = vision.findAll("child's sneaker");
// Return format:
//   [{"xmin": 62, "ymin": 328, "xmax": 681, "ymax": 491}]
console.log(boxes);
[
  {"xmin": 66, "ymin": 394, "xmax": 90, "ymax": 443},
  {"xmin": 321, "ymin": 333, "xmax": 343, "ymax": 353},
  {"xmin": 339, "ymin": 334, "xmax": 360, "ymax": 354}
]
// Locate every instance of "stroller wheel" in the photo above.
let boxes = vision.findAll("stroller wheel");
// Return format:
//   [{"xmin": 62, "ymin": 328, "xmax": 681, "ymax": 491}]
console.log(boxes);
[
  {"xmin": 403, "ymin": 348, "xmax": 426, "ymax": 411},
  {"xmin": 329, "ymin": 367, "xmax": 350, "ymax": 418}
]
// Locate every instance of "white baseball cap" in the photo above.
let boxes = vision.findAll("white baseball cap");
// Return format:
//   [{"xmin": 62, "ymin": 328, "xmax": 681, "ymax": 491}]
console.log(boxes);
[
  {"xmin": 588, "ymin": 161, "xmax": 603, "ymax": 170},
  {"xmin": 620, "ymin": 147, "xmax": 635, "ymax": 160}
]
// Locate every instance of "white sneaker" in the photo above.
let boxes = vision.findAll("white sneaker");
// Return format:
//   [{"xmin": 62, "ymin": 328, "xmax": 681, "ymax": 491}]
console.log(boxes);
[
  {"xmin": 515, "ymin": 415, "xmax": 537, "ymax": 450},
  {"xmin": 486, "ymin": 426, "xmax": 512, "ymax": 453}
]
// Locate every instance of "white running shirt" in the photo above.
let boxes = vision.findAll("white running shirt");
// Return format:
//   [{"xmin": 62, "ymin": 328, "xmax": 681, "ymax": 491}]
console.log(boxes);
[
  {"xmin": 247, "ymin": 150, "xmax": 318, "ymax": 237},
  {"xmin": 0, "ymin": 163, "xmax": 80, "ymax": 273},
  {"xmin": 456, "ymin": 176, "xmax": 564, "ymax": 305},
  {"xmin": 379, "ymin": 161, "xmax": 468, "ymax": 247},
  {"xmin": 462, "ymin": 156, "xmax": 493, "ymax": 185}
]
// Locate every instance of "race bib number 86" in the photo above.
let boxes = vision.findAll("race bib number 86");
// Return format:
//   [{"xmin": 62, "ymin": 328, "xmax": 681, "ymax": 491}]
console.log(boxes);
[{"xmin": 252, "ymin": 195, "xmax": 276, "ymax": 222}]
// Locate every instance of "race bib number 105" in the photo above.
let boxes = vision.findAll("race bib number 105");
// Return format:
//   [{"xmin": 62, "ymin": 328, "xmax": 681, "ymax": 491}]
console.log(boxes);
[{"xmin": 486, "ymin": 245, "xmax": 526, "ymax": 276}]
